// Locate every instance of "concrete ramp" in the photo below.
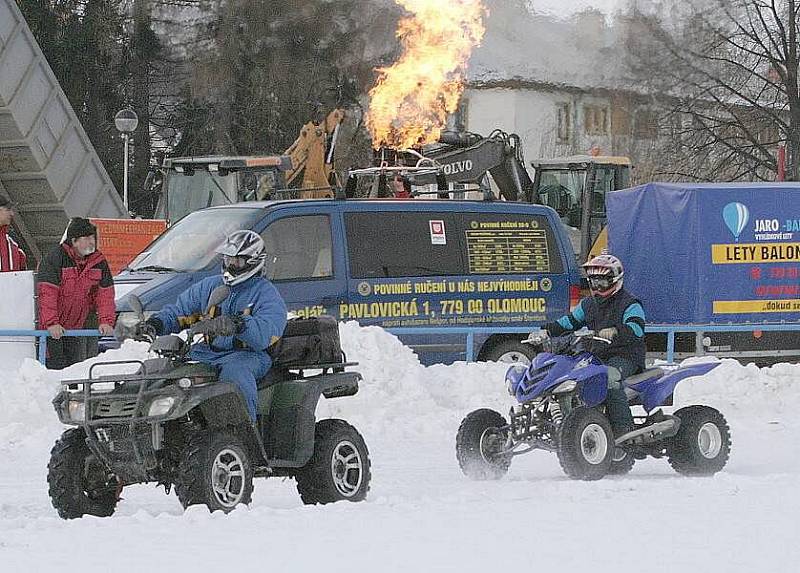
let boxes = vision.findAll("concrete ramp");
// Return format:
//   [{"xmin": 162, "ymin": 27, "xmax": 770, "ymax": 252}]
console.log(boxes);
[{"xmin": 0, "ymin": 0, "xmax": 128, "ymax": 263}]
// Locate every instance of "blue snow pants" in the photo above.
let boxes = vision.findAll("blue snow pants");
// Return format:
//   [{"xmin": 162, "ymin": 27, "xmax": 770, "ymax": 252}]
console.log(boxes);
[{"xmin": 191, "ymin": 346, "xmax": 270, "ymax": 421}]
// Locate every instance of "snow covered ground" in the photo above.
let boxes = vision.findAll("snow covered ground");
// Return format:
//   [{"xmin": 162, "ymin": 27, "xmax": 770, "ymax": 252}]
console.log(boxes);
[{"xmin": 1, "ymin": 323, "xmax": 798, "ymax": 572}]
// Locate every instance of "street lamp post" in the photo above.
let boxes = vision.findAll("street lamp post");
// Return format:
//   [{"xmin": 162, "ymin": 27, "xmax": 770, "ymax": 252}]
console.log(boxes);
[{"xmin": 114, "ymin": 108, "xmax": 139, "ymax": 211}]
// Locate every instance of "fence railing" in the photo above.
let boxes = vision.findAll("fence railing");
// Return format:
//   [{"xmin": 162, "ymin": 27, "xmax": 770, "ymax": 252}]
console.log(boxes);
[
  {"xmin": 3, "ymin": 323, "xmax": 800, "ymax": 367},
  {"xmin": 646, "ymin": 323, "xmax": 800, "ymax": 363},
  {"xmin": 0, "ymin": 329, "xmax": 102, "ymax": 364},
  {"xmin": 387, "ymin": 323, "xmax": 800, "ymax": 364}
]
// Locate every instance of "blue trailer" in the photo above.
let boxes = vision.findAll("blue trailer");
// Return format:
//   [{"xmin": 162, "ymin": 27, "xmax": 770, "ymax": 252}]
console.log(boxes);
[
  {"xmin": 606, "ymin": 183, "xmax": 800, "ymax": 363},
  {"xmin": 607, "ymin": 182, "xmax": 800, "ymax": 363}
]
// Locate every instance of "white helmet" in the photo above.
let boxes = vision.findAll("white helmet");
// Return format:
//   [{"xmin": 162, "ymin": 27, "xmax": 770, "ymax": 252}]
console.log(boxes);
[
  {"xmin": 583, "ymin": 253, "xmax": 624, "ymax": 297},
  {"xmin": 215, "ymin": 230, "xmax": 267, "ymax": 286}
]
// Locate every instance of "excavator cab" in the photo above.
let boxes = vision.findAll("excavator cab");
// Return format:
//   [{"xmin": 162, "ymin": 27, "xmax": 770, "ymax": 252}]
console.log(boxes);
[
  {"xmin": 152, "ymin": 109, "xmax": 345, "ymax": 224},
  {"xmin": 530, "ymin": 156, "xmax": 631, "ymax": 263},
  {"xmin": 153, "ymin": 156, "xmax": 293, "ymax": 224}
]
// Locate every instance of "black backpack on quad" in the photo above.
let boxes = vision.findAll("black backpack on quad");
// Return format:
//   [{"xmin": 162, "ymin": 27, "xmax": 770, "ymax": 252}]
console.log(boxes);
[{"xmin": 47, "ymin": 289, "xmax": 370, "ymax": 519}]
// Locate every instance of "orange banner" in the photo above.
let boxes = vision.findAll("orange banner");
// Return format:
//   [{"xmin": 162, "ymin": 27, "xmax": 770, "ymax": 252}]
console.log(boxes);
[{"xmin": 91, "ymin": 218, "xmax": 167, "ymax": 275}]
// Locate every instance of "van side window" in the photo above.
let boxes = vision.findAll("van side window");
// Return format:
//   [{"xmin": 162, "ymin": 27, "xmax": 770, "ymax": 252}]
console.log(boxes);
[
  {"xmin": 460, "ymin": 213, "xmax": 564, "ymax": 274},
  {"xmin": 345, "ymin": 212, "xmax": 464, "ymax": 278},
  {"xmin": 261, "ymin": 215, "xmax": 333, "ymax": 280}
]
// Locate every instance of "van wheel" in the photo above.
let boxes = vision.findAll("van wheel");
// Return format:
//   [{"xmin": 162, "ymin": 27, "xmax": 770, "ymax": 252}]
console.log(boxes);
[{"xmin": 482, "ymin": 339, "xmax": 535, "ymax": 365}]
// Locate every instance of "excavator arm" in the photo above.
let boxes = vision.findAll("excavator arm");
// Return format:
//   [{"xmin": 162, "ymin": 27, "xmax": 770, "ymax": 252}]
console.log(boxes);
[
  {"xmin": 406, "ymin": 131, "xmax": 534, "ymax": 201},
  {"xmin": 284, "ymin": 109, "xmax": 345, "ymax": 199}
]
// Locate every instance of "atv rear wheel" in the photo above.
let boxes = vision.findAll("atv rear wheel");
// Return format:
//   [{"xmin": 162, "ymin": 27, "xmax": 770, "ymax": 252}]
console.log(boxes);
[
  {"xmin": 47, "ymin": 428, "xmax": 119, "ymax": 519},
  {"xmin": 176, "ymin": 430, "xmax": 254, "ymax": 512},
  {"xmin": 557, "ymin": 407, "xmax": 614, "ymax": 480},
  {"xmin": 609, "ymin": 448, "xmax": 636, "ymax": 475},
  {"xmin": 668, "ymin": 406, "xmax": 731, "ymax": 476},
  {"xmin": 296, "ymin": 419, "xmax": 371, "ymax": 505},
  {"xmin": 456, "ymin": 409, "xmax": 512, "ymax": 480}
]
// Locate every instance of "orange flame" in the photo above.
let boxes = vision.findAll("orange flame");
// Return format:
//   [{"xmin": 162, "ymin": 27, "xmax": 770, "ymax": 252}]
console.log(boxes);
[{"xmin": 367, "ymin": 0, "xmax": 487, "ymax": 150}]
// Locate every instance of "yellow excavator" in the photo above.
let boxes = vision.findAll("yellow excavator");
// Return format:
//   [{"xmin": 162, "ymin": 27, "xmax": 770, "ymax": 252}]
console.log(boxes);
[
  {"xmin": 152, "ymin": 109, "xmax": 345, "ymax": 223},
  {"xmin": 284, "ymin": 108, "xmax": 345, "ymax": 198}
]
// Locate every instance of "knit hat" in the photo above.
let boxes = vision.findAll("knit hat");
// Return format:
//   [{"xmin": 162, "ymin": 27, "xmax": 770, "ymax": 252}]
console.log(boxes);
[
  {"xmin": 0, "ymin": 196, "xmax": 14, "ymax": 209},
  {"xmin": 63, "ymin": 217, "xmax": 97, "ymax": 244}
]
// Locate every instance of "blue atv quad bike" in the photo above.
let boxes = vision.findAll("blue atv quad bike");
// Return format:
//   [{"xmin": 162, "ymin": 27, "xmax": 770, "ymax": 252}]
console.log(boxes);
[{"xmin": 456, "ymin": 330, "xmax": 731, "ymax": 481}]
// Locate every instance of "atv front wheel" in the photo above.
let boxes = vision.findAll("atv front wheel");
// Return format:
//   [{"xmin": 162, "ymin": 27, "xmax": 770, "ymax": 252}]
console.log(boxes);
[
  {"xmin": 456, "ymin": 409, "xmax": 512, "ymax": 480},
  {"xmin": 557, "ymin": 407, "xmax": 614, "ymax": 480},
  {"xmin": 296, "ymin": 419, "xmax": 371, "ymax": 505},
  {"xmin": 176, "ymin": 430, "xmax": 254, "ymax": 512},
  {"xmin": 47, "ymin": 428, "xmax": 119, "ymax": 519},
  {"xmin": 668, "ymin": 406, "xmax": 731, "ymax": 476}
]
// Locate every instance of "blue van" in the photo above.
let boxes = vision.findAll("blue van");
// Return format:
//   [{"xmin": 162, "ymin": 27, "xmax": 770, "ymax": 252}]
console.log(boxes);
[{"xmin": 112, "ymin": 199, "xmax": 581, "ymax": 364}]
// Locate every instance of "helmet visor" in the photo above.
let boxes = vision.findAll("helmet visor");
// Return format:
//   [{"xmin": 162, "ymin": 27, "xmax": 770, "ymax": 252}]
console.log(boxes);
[
  {"xmin": 588, "ymin": 275, "xmax": 614, "ymax": 293},
  {"xmin": 223, "ymin": 255, "xmax": 249, "ymax": 271}
]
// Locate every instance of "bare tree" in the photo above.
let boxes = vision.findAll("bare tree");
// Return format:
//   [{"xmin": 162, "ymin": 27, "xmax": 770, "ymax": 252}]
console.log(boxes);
[
  {"xmin": 173, "ymin": 0, "xmax": 399, "ymax": 164},
  {"xmin": 626, "ymin": 0, "xmax": 800, "ymax": 181}
]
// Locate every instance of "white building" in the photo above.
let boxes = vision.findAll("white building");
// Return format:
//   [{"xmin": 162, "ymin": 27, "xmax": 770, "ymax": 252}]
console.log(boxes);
[{"xmin": 462, "ymin": 2, "xmax": 658, "ymax": 175}]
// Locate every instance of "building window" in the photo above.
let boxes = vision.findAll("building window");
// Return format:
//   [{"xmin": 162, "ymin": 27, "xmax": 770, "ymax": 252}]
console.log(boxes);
[
  {"xmin": 584, "ymin": 105, "xmax": 609, "ymax": 136},
  {"xmin": 556, "ymin": 103, "xmax": 572, "ymax": 143},
  {"xmin": 634, "ymin": 108, "xmax": 660, "ymax": 139}
]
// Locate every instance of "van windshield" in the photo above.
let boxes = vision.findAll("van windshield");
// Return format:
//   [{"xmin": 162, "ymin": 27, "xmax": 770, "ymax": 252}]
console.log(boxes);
[{"xmin": 127, "ymin": 208, "xmax": 262, "ymax": 272}]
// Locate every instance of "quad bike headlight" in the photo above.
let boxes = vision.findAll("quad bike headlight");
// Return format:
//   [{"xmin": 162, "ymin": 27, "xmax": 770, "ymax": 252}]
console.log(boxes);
[
  {"xmin": 553, "ymin": 380, "xmax": 577, "ymax": 395},
  {"xmin": 148, "ymin": 396, "xmax": 175, "ymax": 417},
  {"xmin": 67, "ymin": 400, "xmax": 85, "ymax": 422}
]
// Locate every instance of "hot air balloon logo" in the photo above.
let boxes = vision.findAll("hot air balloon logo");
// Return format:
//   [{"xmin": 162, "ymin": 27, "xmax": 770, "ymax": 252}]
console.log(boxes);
[{"xmin": 723, "ymin": 202, "xmax": 750, "ymax": 242}]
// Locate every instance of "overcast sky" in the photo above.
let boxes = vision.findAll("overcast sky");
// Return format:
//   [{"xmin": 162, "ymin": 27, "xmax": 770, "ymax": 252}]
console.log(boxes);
[{"xmin": 530, "ymin": 0, "xmax": 623, "ymax": 16}]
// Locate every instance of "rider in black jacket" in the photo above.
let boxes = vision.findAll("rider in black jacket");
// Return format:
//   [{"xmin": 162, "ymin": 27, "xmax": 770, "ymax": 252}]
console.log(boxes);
[{"xmin": 543, "ymin": 253, "xmax": 645, "ymax": 436}]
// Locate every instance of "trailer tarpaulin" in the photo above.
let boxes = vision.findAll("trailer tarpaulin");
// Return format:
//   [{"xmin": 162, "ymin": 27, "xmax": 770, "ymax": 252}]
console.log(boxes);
[{"xmin": 606, "ymin": 182, "xmax": 800, "ymax": 325}]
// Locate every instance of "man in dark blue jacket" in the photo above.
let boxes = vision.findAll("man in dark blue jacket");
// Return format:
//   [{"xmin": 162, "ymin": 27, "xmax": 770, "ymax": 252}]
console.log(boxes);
[
  {"xmin": 543, "ymin": 253, "xmax": 645, "ymax": 436},
  {"xmin": 143, "ymin": 230, "xmax": 287, "ymax": 421}
]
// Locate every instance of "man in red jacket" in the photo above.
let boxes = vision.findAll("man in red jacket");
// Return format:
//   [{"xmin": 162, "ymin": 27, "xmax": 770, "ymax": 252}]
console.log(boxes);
[
  {"xmin": 37, "ymin": 218, "xmax": 116, "ymax": 369},
  {"xmin": 0, "ymin": 196, "xmax": 27, "ymax": 272}
]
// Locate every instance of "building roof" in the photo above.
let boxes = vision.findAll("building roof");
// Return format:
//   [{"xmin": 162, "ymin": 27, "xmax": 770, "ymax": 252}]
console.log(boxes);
[{"xmin": 467, "ymin": 0, "xmax": 631, "ymax": 91}]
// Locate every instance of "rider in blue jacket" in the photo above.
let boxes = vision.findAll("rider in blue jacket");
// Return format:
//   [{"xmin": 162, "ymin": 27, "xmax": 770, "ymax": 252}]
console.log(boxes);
[
  {"xmin": 542, "ymin": 253, "xmax": 645, "ymax": 437},
  {"xmin": 143, "ymin": 230, "xmax": 287, "ymax": 421}
]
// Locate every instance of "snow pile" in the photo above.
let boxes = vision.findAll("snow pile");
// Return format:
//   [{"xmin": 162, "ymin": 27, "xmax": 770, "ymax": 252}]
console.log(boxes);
[
  {"xmin": 675, "ymin": 358, "xmax": 800, "ymax": 414},
  {"xmin": 1, "ymin": 321, "xmax": 800, "ymax": 572},
  {"xmin": 319, "ymin": 322, "xmax": 509, "ymax": 440},
  {"xmin": 2, "ymin": 323, "xmax": 800, "ymax": 449}
]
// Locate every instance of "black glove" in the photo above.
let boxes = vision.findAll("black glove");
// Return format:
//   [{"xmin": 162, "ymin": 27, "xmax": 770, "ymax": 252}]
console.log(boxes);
[
  {"xmin": 192, "ymin": 315, "xmax": 243, "ymax": 338},
  {"xmin": 134, "ymin": 317, "xmax": 163, "ymax": 343}
]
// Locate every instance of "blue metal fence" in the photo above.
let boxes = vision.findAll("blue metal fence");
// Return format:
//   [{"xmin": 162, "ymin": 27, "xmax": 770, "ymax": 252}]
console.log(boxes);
[
  {"xmin": 646, "ymin": 323, "xmax": 800, "ymax": 363},
  {"xmin": 0, "ymin": 329, "xmax": 102, "ymax": 364},
  {"xmin": 387, "ymin": 324, "xmax": 800, "ymax": 363},
  {"xmin": 2, "ymin": 323, "xmax": 800, "ymax": 366}
]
